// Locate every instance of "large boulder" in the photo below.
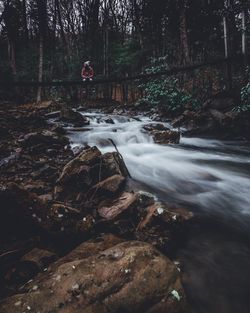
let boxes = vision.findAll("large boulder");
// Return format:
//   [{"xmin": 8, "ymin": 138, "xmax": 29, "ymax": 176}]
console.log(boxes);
[
  {"xmin": 98, "ymin": 192, "xmax": 138, "ymax": 221},
  {"xmin": 55, "ymin": 147, "xmax": 130, "ymax": 202},
  {"xmin": 54, "ymin": 147, "xmax": 102, "ymax": 200},
  {"xmin": 89, "ymin": 174, "xmax": 126, "ymax": 198},
  {"xmin": 143, "ymin": 123, "xmax": 168, "ymax": 132},
  {"xmin": 59, "ymin": 108, "xmax": 89, "ymax": 127},
  {"xmin": 153, "ymin": 130, "xmax": 180, "ymax": 144},
  {"xmin": 0, "ymin": 241, "xmax": 190, "ymax": 313},
  {"xmin": 100, "ymin": 151, "xmax": 131, "ymax": 179},
  {"xmin": 20, "ymin": 131, "xmax": 68, "ymax": 150},
  {"xmin": 4, "ymin": 248, "xmax": 57, "ymax": 289},
  {"xmin": 143, "ymin": 124, "xmax": 180, "ymax": 144},
  {"xmin": 135, "ymin": 202, "xmax": 193, "ymax": 251}
]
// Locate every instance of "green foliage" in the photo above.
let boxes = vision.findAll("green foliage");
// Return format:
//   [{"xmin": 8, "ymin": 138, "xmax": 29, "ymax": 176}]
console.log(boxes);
[
  {"xmin": 140, "ymin": 77, "xmax": 196, "ymax": 111},
  {"xmin": 233, "ymin": 68, "xmax": 250, "ymax": 112},
  {"xmin": 139, "ymin": 59, "xmax": 198, "ymax": 112},
  {"xmin": 233, "ymin": 82, "xmax": 250, "ymax": 112},
  {"xmin": 111, "ymin": 40, "xmax": 144, "ymax": 76}
]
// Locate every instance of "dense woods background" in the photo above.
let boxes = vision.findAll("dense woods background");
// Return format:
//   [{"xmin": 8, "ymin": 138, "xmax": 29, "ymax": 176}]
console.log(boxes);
[{"xmin": 0, "ymin": 0, "xmax": 249, "ymax": 104}]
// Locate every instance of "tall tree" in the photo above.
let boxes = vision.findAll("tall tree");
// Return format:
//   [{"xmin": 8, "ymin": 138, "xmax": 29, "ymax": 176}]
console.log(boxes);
[{"xmin": 36, "ymin": 0, "xmax": 48, "ymax": 102}]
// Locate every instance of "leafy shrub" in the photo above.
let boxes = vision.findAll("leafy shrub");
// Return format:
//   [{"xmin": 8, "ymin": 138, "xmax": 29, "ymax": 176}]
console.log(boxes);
[
  {"xmin": 138, "ymin": 56, "xmax": 199, "ymax": 112},
  {"xmin": 233, "ymin": 68, "xmax": 250, "ymax": 112},
  {"xmin": 139, "ymin": 77, "xmax": 198, "ymax": 112}
]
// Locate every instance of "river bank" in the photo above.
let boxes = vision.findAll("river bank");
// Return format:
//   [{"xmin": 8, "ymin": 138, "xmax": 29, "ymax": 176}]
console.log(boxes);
[
  {"xmin": 0, "ymin": 101, "xmax": 192, "ymax": 313},
  {"xmin": 1, "ymin": 100, "xmax": 250, "ymax": 313}
]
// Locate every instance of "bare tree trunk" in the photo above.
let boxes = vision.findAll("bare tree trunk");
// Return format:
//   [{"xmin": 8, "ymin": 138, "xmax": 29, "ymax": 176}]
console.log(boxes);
[
  {"xmin": 179, "ymin": 0, "xmax": 190, "ymax": 65},
  {"xmin": 37, "ymin": 35, "xmax": 44, "ymax": 102},
  {"xmin": 223, "ymin": 16, "xmax": 229, "ymax": 58},
  {"xmin": 241, "ymin": 10, "xmax": 247, "ymax": 57},
  {"xmin": 8, "ymin": 39, "xmax": 17, "ymax": 78},
  {"xmin": 223, "ymin": 0, "xmax": 229, "ymax": 58},
  {"xmin": 132, "ymin": 0, "xmax": 144, "ymax": 49},
  {"xmin": 103, "ymin": 26, "xmax": 109, "ymax": 76},
  {"xmin": 36, "ymin": 0, "xmax": 47, "ymax": 103},
  {"xmin": 22, "ymin": 0, "xmax": 29, "ymax": 42},
  {"xmin": 55, "ymin": 0, "xmax": 69, "ymax": 53}
]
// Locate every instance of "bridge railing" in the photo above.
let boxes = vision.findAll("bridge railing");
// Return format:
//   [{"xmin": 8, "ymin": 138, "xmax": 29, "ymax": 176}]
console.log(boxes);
[{"xmin": 0, "ymin": 54, "xmax": 248, "ymax": 103}]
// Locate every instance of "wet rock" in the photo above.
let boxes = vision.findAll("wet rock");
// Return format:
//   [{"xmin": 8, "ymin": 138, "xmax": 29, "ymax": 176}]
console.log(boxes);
[
  {"xmin": 55, "ymin": 147, "xmax": 130, "ymax": 202},
  {"xmin": 143, "ymin": 123, "xmax": 169, "ymax": 132},
  {"xmin": 71, "ymin": 145, "xmax": 85, "ymax": 156},
  {"xmin": 137, "ymin": 203, "xmax": 193, "ymax": 231},
  {"xmin": 101, "ymin": 152, "xmax": 130, "ymax": 179},
  {"xmin": 21, "ymin": 131, "xmax": 68, "ymax": 150},
  {"xmin": 90, "ymin": 175, "xmax": 126, "ymax": 198},
  {"xmin": 136, "ymin": 191, "xmax": 156, "ymax": 208},
  {"xmin": 105, "ymin": 118, "xmax": 115, "ymax": 124},
  {"xmin": 0, "ymin": 241, "xmax": 189, "ymax": 313},
  {"xmin": 54, "ymin": 147, "xmax": 102, "ymax": 200},
  {"xmin": 5, "ymin": 249, "xmax": 57, "ymax": 286},
  {"xmin": 47, "ymin": 203, "xmax": 95, "ymax": 239},
  {"xmin": 50, "ymin": 204, "xmax": 81, "ymax": 220},
  {"xmin": 153, "ymin": 130, "xmax": 180, "ymax": 144},
  {"xmin": 57, "ymin": 146, "xmax": 101, "ymax": 185},
  {"xmin": 98, "ymin": 192, "xmax": 137, "ymax": 221},
  {"xmin": 59, "ymin": 108, "xmax": 89, "ymax": 127},
  {"xmin": 57, "ymin": 234, "xmax": 124, "ymax": 264},
  {"xmin": 135, "ymin": 202, "xmax": 193, "ymax": 251},
  {"xmin": 143, "ymin": 123, "xmax": 180, "ymax": 144},
  {"xmin": 58, "ymin": 147, "xmax": 101, "ymax": 183}
]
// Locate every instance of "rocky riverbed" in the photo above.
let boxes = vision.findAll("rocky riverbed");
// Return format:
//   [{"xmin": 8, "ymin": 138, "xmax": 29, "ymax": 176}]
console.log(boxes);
[{"xmin": 0, "ymin": 101, "xmax": 192, "ymax": 312}]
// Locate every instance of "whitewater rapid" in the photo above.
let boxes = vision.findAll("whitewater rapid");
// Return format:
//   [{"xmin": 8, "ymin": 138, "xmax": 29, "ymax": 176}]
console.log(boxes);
[
  {"xmin": 67, "ymin": 112, "xmax": 250, "ymax": 219},
  {"xmin": 66, "ymin": 111, "xmax": 250, "ymax": 313}
]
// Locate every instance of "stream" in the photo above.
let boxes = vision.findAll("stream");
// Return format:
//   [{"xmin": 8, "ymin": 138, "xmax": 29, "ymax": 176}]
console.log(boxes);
[{"xmin": 67, "ymin": 111, "xmax": 250, "ymax": 313}]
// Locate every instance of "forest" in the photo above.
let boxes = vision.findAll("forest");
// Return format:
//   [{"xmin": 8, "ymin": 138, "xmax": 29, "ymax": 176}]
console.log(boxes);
[{"xmin": 0, "ymin": 1, "xmax": 250, "ymax": 313}]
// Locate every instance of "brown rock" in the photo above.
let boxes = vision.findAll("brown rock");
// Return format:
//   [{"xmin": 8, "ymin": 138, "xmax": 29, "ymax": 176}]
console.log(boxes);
[
  {"xmin": 137, "ymin": 203, "xmax": 193, "ymax": 231},
  {"xmin": 0, "ymin": 241, "xmax": 190, "ymax": 313},
  {"xmin": 90, "ymin": 174, "xmax": 126, "ymax": 198},
  {"xmin": 50, "ymin": 203, "xmax": 81, "ymax": 220},
  {"xmin": 4, "ymin": 248, "xmax": 57, "ymax": 291},
  {"xmin": 20, "ymin": 248, "xmax": 57, "ymax": 270},
  {"xmin": 136, "ymin": 203, "xmax": 193, "ymax": 250},
  {"xmin": 98, "ymin": 192, "xmax": 137, "ymax": 220},
  {"xmin": 153, "ymin": 130, "xmax": 180, "ymax": 144},
  {"xmin": 143, "ymin": 123, "xmax": 169, "ymax": 132},
  {"xmin": 101, "ymin": 152, "xmax": 130, "ymax": 179},
  {"xmin": 57, "ymin": 146, "xmax": 101, "ymax": 185},
  {"xmin": 60, "ymin": 108, "xmax": 89, "ymax": 127},
  {"xmin": 59, "ymin": 234, "xmax": 124, "ymax": 263},
  {"xmin": 21, "ymin": 131, "xmax": 68, "ymax": 149}
]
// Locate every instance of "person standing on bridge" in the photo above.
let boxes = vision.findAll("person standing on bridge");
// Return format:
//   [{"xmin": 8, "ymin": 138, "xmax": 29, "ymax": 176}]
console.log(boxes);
[{"xmin": 81, "ymin": 61, "xmax": 94, "ymax": 81}]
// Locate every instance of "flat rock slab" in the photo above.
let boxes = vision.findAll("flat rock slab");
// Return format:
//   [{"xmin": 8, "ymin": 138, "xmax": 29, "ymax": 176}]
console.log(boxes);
[
  {"xmin": 0, "ymin": 241, "xmax": 190, "ymax": 313},
  {"xmin": 90, "ymin": 174, "xmax": 126, "ymax": 197},
  {"xmin": 98, "ymin": 192, "xmax": 137, "ymax": 220}
]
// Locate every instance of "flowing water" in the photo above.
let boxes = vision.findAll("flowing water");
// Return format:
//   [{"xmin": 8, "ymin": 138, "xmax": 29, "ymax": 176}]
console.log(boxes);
[{"xmin": 67, "ymin": 111, "xmax": 250, "ymax": 313}]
